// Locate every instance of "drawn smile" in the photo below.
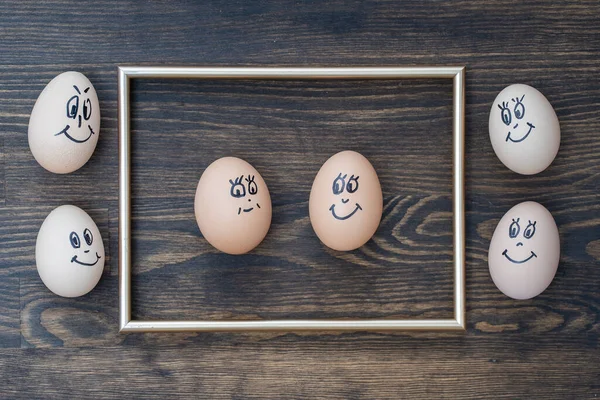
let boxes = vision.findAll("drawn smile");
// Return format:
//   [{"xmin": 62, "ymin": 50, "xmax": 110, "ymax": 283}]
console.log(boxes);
[
  {"xmin": 502, "ymin": 249, "xmax": 537, "ymax": 264},
  {"xmin": 71, "ymin": 252, "xmax": 101, "ymax": 266},
  {"xmin": 329, "ymin": 203, "xmax": 362, "ymax": 220},
  {"xmin": 55, "ymin": 124, "xmax": 95, "ymax": 143},
  {"xmin": 506, "ymin": 122, "xmax": 535, "ymax": 143}
]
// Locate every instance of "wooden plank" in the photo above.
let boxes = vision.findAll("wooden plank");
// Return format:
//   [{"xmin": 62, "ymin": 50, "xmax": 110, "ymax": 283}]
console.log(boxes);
[
  {"xmin": 20, "ymin": 275, "xmax": 120, "ymax": 348},
  {"xmin": 0, "ymin": 338, "xmax": 599, "ymax": 398},
  {"xmin": 0, "ymin": 277, "xmax": 19, "ymax": 348}
]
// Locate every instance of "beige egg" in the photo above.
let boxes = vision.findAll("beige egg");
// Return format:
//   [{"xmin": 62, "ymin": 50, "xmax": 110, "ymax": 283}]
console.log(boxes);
[
  {"xmin": 488, "ymin": 201, "xmax": 560, "ymax": 300},
  {"xmin": 195, "ymin": 157, "xmax": 272, "ymax": 254},
  {"xmin": 489, "ymin": 84, "xmax": 560, "ymax": 175},
  {"xmin": 36, "ymin": 205, "xmax": 105, "ymax": 297},
  {"xmin": 28, "ymin": 71, "xmax": 101, "ymax": 174},
  {"xmin": 309, "ymin": 150, "xmax": 383, "ymax": 251}
]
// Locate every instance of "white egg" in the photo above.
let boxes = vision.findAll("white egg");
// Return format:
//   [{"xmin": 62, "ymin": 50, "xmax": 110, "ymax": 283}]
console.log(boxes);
[
  {"xmin": 489, "ymin": 84, "xmax": 560, "ymax": 175},
  {"xmin": 488, "ymin": 201, "xmax": 560, "ymax": 300},
  {"xmin": 36, "ymin": 205, "xmax": 105, "ymax": 297},
  {"xmin": 28, "ymin": 71, "xmax": 101, "ymax": 174}
]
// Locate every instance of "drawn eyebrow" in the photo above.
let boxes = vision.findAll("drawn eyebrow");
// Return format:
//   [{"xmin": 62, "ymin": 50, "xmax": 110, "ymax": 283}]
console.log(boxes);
[
  {"xmin": 73, "ymin": 85, "xmax": 81, "ymax": 95},
  {"xmin": 84, "ymin": 87, "xmax": 90, "ymax": 93}
]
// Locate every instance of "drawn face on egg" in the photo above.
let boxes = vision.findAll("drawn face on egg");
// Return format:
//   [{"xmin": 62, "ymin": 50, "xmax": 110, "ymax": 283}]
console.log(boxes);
[
  {"xmin": 55, "ymin": 85, "xmax": 96, "ymax": 144},
  {"xmin": 488, "ymin": 84, "xmax": 560, "ymax": 175},
  {"xmin": 488, "ymin": 201, "xmax": 560, "ymax": 300},
  {"xmin": 309, "ymin": 151, "xmax": 383, "ymax": 252},
  {"xmin": 69, "ymin": 228, "xmax": 102, "ymax": 266},
  {"xmin": 229, "ymin": 174, "xmax": 262, "ymax": 215},
  {"xmin": 195, "ymin": 157, "xmax": 272, "ymax": 255},
  {"xmin": 36, "ymin": 205, "xmax": 105, "ymax": 298},
  {"xmin": 498, "ymin": 94, "xmax": 536, "ymax": 143},
  {"xmin": 329, "ymin": 172, "xmax": 362, "ymax": 220},
  {"xmin": 501, "ymin": 217, "xmax": 537, "ymax": 264}
]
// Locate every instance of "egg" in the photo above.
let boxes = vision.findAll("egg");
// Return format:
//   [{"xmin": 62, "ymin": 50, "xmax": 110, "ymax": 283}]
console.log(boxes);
[
  {"xmin": 195, "ymin": 157, "xmax": 272, "ymax": 254},
  {"xmin": 489, "ymin": 84, "xmax": 560, "ymax": 175},
  {"xmin": 309, "ymin": 150, "xmax": 383, "ymax": 251},
  {"xmin": 28, "ymin": 71, "xmax": 101, "ymax": 174},
  {"xmin": 36, "ymin": 205, "xmax": 105, "ymax": 297},
  {"xmin": 488, "ymin": 201, "xmax": 560, "ymax": 300}
]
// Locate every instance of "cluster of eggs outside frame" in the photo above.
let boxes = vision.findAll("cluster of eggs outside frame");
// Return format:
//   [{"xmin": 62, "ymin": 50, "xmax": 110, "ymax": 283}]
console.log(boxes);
[{"xmin": 29, "ymin": 71, "xmax": 561, "ymax": 302}]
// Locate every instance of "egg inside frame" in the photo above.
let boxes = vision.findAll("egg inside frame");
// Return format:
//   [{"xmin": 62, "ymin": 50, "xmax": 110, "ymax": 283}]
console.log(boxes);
[{"xmin": 118, "ymin": 66, "xmax": 466, "ymax": 333}]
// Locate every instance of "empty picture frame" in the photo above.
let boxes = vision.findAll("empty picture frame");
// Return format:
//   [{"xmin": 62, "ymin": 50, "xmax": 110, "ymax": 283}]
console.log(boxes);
[{"xmin": 118, "ymin": 66, "xmax": 466, "ymax": 333}]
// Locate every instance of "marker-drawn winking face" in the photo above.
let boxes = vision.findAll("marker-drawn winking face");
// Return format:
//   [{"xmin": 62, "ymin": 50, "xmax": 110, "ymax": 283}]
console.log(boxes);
[
  {"xmin": 229, "ymin": 174, "xmax": 262, "ymax": 215},
  {"xmin": 498, "ymin": 94, "xmax": 536, "ymax": 143},
  {"xmin": 329, "ymin": 172, "xmax": 362, "ymax": 220},
  {"xmin": 55, "ymin": 84, "xmax": 95, "ymax": 143},
  {"xmin": 501, "ymin": 217, "xmax": 537, "ymax": 264}
]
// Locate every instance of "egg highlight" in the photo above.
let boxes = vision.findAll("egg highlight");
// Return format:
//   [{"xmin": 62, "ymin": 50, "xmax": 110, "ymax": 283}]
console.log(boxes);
[
  {"xmin": 488, "ymin": 201, "xmax": 560, "ymax": 300},
  {"xmin": 309, "ymin": 150, "xmax": 383, "ymax": 251},
  {"xmin": 36, "ymin": 205, "xmax": 105, "ymax": 297},
  {"xmin": 194, "ymin": 157, "xmax": 272, "ymax": 255},
  {"xmin": 28, "ymin": 71, "xmax": 101, "ymax": 174}
]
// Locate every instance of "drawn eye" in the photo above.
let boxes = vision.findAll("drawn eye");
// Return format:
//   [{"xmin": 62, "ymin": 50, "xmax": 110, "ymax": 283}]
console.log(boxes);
[
  {"xmin": 66, "ymin": 95, "xmax": 79, "ymax": 119},
  {"xmin": 524, "ymin": 221, "xmax": 536, "ymax": 239},
  {"xmin": 83, "ymin": 99, "xmax": 92, "ymax": 120},
  {"xmin": 514, "ymin": 102, "xmax": 525, "ymax": 120},
  {"xmin": 501, "ymin": 107, "xmax": 512, "ymax": 126},
  {"xmin": 83, "ymin": 228, "xmax": 93, "ymax": 246},
  {"xmin": 346, "ymin": 175, "xmax": 359, "ymax": 193},
  {"xmin": 69, "ymin": 231, "xmax": 80, "ymax": 249},
  {"xmin": 332, "ymin": 173, "xmax": 347, "ymax": 195},
  {"xmin": 229, "ymin": 176, "xmax": 246, "ymax": 198},
  {"xmin": 509, "ymin": 218, "xmax": 520, "ymax": 238},
  {"xmin": 248, "ymin": 181, "xmax": 258, "ymax": 195}
]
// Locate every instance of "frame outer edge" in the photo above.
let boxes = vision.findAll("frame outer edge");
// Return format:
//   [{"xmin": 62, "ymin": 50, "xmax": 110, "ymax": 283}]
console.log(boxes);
[
  {"xmin": 453, "ymin": 67, "xmax": 467, "ymax": 330},
  {"xmin": 118, "ymin": 67, "xmax": 132, "ymax": 332},
  {"xmin": 117, "ymin": 66, "xmax": 467, "ymax": 333}
]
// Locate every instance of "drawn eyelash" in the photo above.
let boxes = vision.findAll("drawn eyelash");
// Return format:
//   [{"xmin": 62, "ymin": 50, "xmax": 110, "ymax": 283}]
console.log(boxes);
[
  {"xmin": 497, "ymin": 101, "xmax": 510, "ymax": 110},
  {"xmin": 229, "ymin": 175, "xmax": 244, "ymax": 186},
  {"xmin": 244, "ymin": 175, "xmax": 255, "ymax": 183}
]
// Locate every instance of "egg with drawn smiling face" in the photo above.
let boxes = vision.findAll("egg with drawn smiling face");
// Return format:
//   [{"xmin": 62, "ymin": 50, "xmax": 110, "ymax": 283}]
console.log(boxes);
[
  {"xmin": 28, "ymin": 71, "xmax": 101, "ymax": 174},
  {"xmin": 36, "ymin": 205, "xmax": 105, "ymax": 297},
  {"xmin": 195, "ymin": 157, "xmax": 272, "ymax": 255},
  {"xmin": 309, "ymin": 150, "xmax": 383, "ymax": 251},
  {"xmin": 489, "ymin": 84, "xmax": 560, "ymax": 175},
  {"xmin": 488, "ymin": 201, "xmax": 560, "ymax": 300}
]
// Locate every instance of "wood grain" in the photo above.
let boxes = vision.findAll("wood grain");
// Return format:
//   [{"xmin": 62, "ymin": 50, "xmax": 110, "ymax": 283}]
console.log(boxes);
[{"xmin": 0, "ymin": 0, "xmax": 599, "ymax": 398}]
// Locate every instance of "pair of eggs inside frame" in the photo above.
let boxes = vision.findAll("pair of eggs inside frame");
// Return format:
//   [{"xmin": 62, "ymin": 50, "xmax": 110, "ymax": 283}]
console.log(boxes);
[{"xmin": 194, "ymin": 150, "xmax": 383, "ymax": 254}]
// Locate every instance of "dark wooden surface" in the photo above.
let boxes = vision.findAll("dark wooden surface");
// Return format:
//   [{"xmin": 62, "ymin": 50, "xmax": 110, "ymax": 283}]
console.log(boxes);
[{"xmin": 1, "ymin": 0, "xmax": 599, "ymax": 398}]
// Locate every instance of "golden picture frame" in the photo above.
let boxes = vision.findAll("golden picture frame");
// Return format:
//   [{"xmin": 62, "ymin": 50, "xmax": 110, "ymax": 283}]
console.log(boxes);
[{"xmin": 118, "ymin": 66, "xmax": 466, "ymax": 333}]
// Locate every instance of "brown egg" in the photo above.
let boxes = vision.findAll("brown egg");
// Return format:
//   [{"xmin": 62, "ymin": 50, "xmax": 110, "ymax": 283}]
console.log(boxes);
[
  {"xmin": 309, "ymin": 151, "xmax": 383, "ymax": 251},
  {"xmin": 194, "ymin": 157, "xmax": 272, "ymax": 254}
]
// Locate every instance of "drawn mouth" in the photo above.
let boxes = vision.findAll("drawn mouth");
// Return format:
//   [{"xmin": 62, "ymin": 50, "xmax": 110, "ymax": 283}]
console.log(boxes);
[
  {"xmin": 329, "ymin": 203, "xmax": 362, "ymax": 220},
  {"xmin": 55, "ymin": 124, "xmax": 95, "ymax": 143},
  {"xmin": 71, "ymin": 252, "xmax": 101, "ymax": 266},
  {"xmin": 506, "ymin": 122, "xmax": 535, "ymax": 143},
  {"xmin": 502, "ymin": 249, "xmax": 537, "ymax": 264},
  {"xmin": 238, "ymin": 204, "xmax": 259, "ymax": 215}
]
